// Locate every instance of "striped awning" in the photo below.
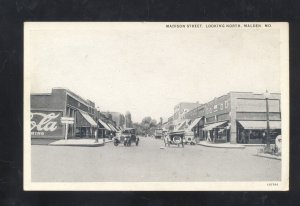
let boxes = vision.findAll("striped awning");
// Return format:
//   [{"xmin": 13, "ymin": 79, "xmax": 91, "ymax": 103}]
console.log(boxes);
[
  {"xmin": 202, "ymin": 121, "xmax": 228, "ymax": 131},
  {"xmin": 187, "ymin": 117, "xmax": 202, "ymax": 131},
  {"xmin": 174, "ymin": 120, "xmax": 189, "ymax": 131},
  {"xmin": 98, "ymin": 119, "xmax": 112, "ymax": 130},
  {"xmin": 78, "ymin": 110, "xmax": 97, "ymax": 127},
  {"xmin": 107, "ymin": 123, "xmax": 117, "ymax": 132}
]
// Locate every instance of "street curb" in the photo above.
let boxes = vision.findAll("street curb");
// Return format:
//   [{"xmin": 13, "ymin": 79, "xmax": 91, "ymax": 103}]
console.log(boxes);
[
  {"xmin": 48, "ymin": 139, "xmax": 113, "ymax": 147},
  {"xmin": 49, "ymin": 143, "xmax": 105, "ymax": 147},
  {"xmin": 255, "ymin": 153, "xmax": 281, "ymax": 160},
  {"xmin": 240, "ymin": 144, "xmax": 265, "ymax": 147},
  {"xmin": 198, "ymin": 142, "xmax": 245, "ymax": 149}
]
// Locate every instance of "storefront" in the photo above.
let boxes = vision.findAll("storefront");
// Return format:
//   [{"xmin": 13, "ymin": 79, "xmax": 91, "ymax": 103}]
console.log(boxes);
[
  {"xmin": 183, "ymin": 91, "xmax": 281, "ymax": 144},
  {"xmin": 186, "ymin": 117, "xmax": 205, "ymax": 140},
  {"xmin": 202, "ymin": 121, "xmax": 230, "ymax": 143},
  {"xmin": 236, "ymin": 120, "xmax": 281, "ymax": 144},
  {"xmin": 98, "ymin": 119, "xmax": 112, "ymax": 138},
  {"xmin": 107, "ymin": 123, "xmax": 118, "ymax": 139},
  {"xmin": 75, "ymin": 110, "xmax": 97, "ymax": 138}
]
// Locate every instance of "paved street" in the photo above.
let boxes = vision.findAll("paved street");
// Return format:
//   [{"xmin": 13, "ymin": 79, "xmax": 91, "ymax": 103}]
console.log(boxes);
[{"xmin": 31, "ymin": 137, "xmax": 281, "ymax": 182}]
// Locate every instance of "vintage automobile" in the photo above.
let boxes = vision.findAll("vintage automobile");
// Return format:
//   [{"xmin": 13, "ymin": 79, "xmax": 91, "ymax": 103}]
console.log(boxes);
[
  {"xmin": 114, "ymin": 128, "xmax": 139, "ymax": 147},
  {"xmin": 154, "ymin": 129, "xmax": 163, "ymax": 139},
  {"xmin": 164, "ymin": 131, "xmax": 185, "ymax": 147},
  {"xmin": 164, "ymin": 130, "xmax": 196, "ymax": 147},
  {"xmin": 184, "ymin": 131, "xmax": 196, "ymax": 145}
]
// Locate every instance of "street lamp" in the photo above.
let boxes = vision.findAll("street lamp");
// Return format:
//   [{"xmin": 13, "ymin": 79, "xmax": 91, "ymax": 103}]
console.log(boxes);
[{"xmin": 264, "ymin": 90, "xmax": 271, "ymax": 150}]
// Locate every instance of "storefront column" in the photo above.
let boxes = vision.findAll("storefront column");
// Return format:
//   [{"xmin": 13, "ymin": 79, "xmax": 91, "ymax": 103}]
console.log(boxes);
[{"xmin": 230, "ymin": 93, "xmax": 237, "ymax": 144}]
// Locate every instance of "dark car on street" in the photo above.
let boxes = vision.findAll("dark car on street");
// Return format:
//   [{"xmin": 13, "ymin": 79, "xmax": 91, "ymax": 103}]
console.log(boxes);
[{"xmin": 114, "ymin": 128, "xmax": 139, "ymax": 146}]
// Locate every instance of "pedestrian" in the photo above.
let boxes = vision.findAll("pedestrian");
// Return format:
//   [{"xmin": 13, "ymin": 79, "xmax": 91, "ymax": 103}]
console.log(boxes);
[
  {"xmin": 240, "ymin": 131, "xmax": 246, "ymax": 144},
  {"xmin": 207, "ymin": 131, "xmax": 212, "ymax": 142},
  {"xmin": 213, "ymin": 130, "xmax": 218, "ymax": 143},
  {"xmin": 262, "ymin": 131, "xmax": 266, "ymax": 144}
]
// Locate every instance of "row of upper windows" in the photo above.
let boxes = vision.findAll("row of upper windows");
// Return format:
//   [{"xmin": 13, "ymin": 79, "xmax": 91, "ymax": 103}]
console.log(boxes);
[
  {"xmin": 205, "ymin": 100, "xmax": 229, "ymax": 114},
  {"xmin": 184, "ymin": 100, "xmax": 229, "ymax": 118}
]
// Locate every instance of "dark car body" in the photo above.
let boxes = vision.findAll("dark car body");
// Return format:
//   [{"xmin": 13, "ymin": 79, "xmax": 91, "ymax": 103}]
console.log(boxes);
[{"xmin": 114, "ymin": 128, "xmax": 139, "ymax": 146}]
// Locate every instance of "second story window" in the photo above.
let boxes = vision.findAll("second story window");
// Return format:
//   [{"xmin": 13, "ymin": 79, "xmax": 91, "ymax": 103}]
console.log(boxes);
[{"xmin": 225, "ymin": 101, "xmax": 228, "ymax": 109}]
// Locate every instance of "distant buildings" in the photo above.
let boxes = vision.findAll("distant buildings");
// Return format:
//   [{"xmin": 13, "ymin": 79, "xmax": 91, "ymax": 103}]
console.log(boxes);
[
  {"xmin": 102, "ymin": 112, "xmax": 125, "ymax": 128},
  {"xmin": 173, "ymin": 102, "xmax": 200, "ymax": 125}
]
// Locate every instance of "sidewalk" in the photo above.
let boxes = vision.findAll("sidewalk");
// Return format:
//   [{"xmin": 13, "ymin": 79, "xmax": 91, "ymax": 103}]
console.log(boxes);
[
  {"xmin": 198, "ymin": 141, "xmax": 245, "ymax": 149},
  {"xmin": 49, "ymin": 139, "xmax": 113, "ymax": 147}
]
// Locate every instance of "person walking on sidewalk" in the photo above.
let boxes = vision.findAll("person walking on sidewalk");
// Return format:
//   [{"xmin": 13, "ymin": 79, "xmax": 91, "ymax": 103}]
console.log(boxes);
[
  {"xmin": 240, "ymin": 131, "xmax": 246, "ymax": 144},
  {"xmin": 207, "ymin": 131, "xmax": 212, "ymax": 142}
]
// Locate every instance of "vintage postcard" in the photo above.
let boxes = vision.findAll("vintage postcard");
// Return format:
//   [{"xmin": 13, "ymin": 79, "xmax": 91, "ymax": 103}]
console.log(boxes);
[{"xmin": 24, "ymin": 22, "xmax": 289, "ymax": 191}]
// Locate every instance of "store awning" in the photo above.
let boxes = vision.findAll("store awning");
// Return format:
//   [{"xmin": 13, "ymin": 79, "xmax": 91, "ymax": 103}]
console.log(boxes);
[
  {"xmin": 187, "ymin": 117, "xmax": 202, "ymax": 131},
  {"xmin": 174, "ymin": 120, "xmax": 189, "ymax": 131},
  {"xmin": 202, "ymin": 121, "xmax": 228, "ymax": 131},
  {"xmin": 238, "ymin": 121, "xmax": 281, "ymax": 130},
  {"xmin": 177, "ymin": 121, "xmax": 186, "ymax": 130},
  {"xmin": 98, "ymin": 119, "xmax": 111, "ymax": 130},
  {"xmin": 78, "ymin": 111, "xmax": 97, "ymax": 127},
  {"xmin": 112, "ymin": 124, "xmax": 119, "ymax": 131},
  {"xmin": 107, "ymin": 123, "xmax": 117, "ymax": 132}
]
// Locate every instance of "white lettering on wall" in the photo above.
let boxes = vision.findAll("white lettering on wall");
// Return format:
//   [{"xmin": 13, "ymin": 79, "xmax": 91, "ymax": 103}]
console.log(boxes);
[{"xmin": 31, "ymin": 113, "xmax": 60, "ymax": 132}]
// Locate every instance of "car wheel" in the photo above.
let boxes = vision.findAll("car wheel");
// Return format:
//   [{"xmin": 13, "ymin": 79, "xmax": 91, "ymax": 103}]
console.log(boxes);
[
  {"xmin": 173, "ymin": 136, "xmax": 182, "ymax": 144},
  {"xmin": 114, "ymin": 141, "xmax": 119, "ymax": 146}
]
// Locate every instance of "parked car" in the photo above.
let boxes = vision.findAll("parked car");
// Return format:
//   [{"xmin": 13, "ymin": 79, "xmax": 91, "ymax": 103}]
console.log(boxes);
[
  {"xmin": 184, "ymin": 131, "xmax": 196, "ymax": 145},
  {"xmin": 164, "ymin": 130, "xmax": 196, "ymax": 147},
  {"xmin": 154, "ymin": 129, "xmax": 163, "ymax": 139},
  {"xmin": 164, "ymin": 131, "xmax": 185, "ymax": 147},
  {"xmin": 114, "ymin": 128, "xmax": 139, "ymax": 147}
]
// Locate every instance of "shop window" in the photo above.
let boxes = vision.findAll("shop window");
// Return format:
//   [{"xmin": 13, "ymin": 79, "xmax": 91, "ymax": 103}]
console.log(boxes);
[
  {"xmin": 213, "ymin": 105, "xmax": 218, "ymax": 112},
  {"xmin": 225, "ymin": 101, "xmax": 228, "ymax": 108}
]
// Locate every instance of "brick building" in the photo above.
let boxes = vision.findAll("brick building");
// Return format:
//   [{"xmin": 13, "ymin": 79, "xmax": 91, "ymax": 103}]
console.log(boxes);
[
  {"xmin": 31, "ymin": 88, "xmax": 98, "ymax": 140},
  {"xmin": 173, "ymin": 102, "xmax": 201, "ymax": 126},
  {"xmin": 179, "ymin": 91, "xmax": 281, "ymax": 144}
]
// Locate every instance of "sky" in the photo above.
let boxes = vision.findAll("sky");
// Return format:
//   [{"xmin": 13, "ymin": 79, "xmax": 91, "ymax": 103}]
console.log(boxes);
[{"xmin": 29, "ymin": 23, "xmax": 282, "ymax": 123}]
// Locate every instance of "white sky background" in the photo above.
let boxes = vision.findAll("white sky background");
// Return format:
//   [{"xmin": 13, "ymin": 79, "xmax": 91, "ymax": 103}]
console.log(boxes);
[{"xmin": 29, "ymin": 23, "xmax": 281, "ymax": 123}]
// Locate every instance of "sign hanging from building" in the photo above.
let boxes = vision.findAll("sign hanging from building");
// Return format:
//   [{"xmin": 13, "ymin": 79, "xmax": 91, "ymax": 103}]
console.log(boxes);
[{"xmin": 61, "ymin": 117, "xmax": 75, "ymax": 124}]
